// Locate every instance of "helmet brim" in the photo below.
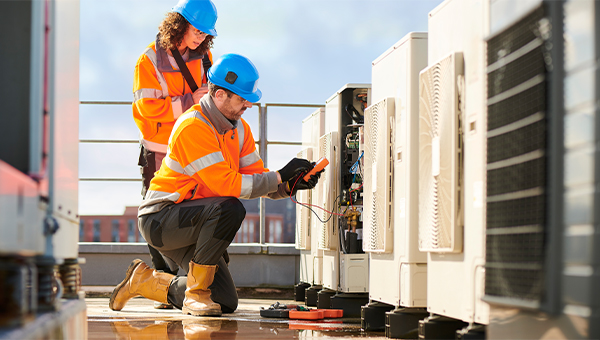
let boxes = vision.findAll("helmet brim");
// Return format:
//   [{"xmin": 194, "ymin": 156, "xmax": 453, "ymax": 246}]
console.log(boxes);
[{"xmin": 238, "ymin": 89, "xmax": 262, "ymax": 103}]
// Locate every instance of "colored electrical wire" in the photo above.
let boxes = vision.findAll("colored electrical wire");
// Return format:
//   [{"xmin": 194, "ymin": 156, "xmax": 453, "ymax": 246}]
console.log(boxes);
[{"xmin": 289, "ymin": 174, "xmax": 344, "ymax": 223}]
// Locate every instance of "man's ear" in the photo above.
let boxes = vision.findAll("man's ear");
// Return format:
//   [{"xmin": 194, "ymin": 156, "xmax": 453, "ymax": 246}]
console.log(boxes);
[{"xmin": 213, "ymin": 89, "xmax": 226, "ymax": 104}]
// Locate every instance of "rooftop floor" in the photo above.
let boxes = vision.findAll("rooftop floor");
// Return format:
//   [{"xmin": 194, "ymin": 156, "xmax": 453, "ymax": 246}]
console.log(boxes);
[{"xmin": 86, "ymin": 296, "xmax": 391, "ymax": 339}]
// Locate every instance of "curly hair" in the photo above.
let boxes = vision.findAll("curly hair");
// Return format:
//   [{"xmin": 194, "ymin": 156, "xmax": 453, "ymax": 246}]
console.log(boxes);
[{"xmin": 157, "ymin": 12, "xmax": 214, "ymax": 55}]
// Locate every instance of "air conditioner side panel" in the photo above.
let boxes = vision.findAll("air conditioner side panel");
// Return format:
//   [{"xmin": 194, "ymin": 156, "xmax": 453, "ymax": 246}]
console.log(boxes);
[
  {"xmin": 49, "ymin": 0, "xmax": 80, "ymax": 260},
  {"xmin": 299, "ymin": 250, "xmax": 314, "ymax": 284},
  {"xmin": 322, "ymin": 250, "xmax": 338, "ymax": 290},
  {"xmin": 401, "ymin": 37, "xmax": 429, "ymax": 263},
  {"xmin": 424, "ymin": 0, "xmax": 490, "ymax": 324}
]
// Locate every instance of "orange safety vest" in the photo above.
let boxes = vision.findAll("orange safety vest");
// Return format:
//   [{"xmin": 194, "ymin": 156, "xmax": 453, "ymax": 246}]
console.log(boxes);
[
  {"xmin": 132, "ymin": 39, "xmax": 213, "ymax": 153},
  {"xmin": 139, "ymin": 98, "xmax": 282, "ymax": 216}
]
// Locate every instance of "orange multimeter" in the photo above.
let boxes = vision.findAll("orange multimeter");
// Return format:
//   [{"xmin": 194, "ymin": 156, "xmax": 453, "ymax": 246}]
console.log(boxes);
[{"xmin": 303, "ymin": 157, "xmax": 329, "ymax": 181}]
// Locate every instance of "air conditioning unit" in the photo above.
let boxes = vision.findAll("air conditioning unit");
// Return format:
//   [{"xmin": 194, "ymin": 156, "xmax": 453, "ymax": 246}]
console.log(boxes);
[
  {"xmin": 418, "ymin": 51, "xmax": 464, "ymax": 254},
  {"xmin": 366, "ymin": 32, "xmax": 428, "ymax": 312},
  {"xmin": 363, "ymin": 97, "xmax": 394, "ymax": 253},
  {"xmin": 484, "ymin": 1, "xmax": 595, "ymax": 339},
  {"xmin": 322, "ymin": 84, "xmax": 371, "ymax": 296},
  {"xmin": 420, "ymin": 0, "xmax": 490, "ymax": 329},
  {"xmin": 297, "ymin": 108, "xmax": 325, "ymax": 289}
]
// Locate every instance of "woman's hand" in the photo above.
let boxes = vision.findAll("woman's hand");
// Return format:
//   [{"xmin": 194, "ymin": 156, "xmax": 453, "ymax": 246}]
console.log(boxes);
[{"xmin": 192, "ymin": 85, "xmax": 209, "ymax": 103}]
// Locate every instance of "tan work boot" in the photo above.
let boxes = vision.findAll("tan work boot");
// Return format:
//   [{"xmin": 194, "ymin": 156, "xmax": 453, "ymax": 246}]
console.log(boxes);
[
  {"xmin": 109, "ymin": 259, "xmax": 174, "ymax": 311},
  {"xmin": 110, "ymin": 320, "xmax": 171, "ymax": 340},
  {"xmin": 182, "ymin": 261, "xmax": 222, "ymax": 316}
]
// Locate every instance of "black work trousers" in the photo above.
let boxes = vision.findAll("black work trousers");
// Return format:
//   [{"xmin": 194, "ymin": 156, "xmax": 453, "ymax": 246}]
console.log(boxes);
[{"xmin": 138, "ymin": 196, "xmax": 246, "ymax": 313}]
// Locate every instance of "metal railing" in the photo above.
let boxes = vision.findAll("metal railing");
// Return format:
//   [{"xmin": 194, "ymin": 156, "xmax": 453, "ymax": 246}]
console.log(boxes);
[{"xmin": 79, "ymin": 100, "xmax": 324, "ymax": 245}]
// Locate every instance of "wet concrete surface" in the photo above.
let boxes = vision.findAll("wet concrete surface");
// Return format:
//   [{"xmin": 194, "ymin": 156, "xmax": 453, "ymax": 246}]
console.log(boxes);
[{"xmin": 87, "ymin": 297, "xmax": 390, "ymax": 339}]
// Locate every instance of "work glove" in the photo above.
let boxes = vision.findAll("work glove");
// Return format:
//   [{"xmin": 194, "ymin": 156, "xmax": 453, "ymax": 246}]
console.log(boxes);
[
  {"xmin": 277, "ymin": 158, "xmax": 313, "ymax": 183},
  {"xmin": 287, "ymin": 166, "xmax": 323, "ymax": 196}
]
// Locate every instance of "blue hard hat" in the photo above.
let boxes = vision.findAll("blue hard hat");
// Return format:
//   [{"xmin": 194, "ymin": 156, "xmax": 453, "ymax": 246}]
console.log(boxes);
[
  {"xmin": 208, "ymin": 54, "xmax": 262, "ymax": 103},
  {"xmin": 172, "ymin": 0, "xmax": 218, "ymax": 37}
]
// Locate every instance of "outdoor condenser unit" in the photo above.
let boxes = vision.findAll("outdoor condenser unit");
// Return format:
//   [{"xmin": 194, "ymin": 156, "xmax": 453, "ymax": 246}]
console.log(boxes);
[
  {"xmin": 297, "ymin": 107, "xmax": 325, "ymax": 287},
  {"xmin": 365, "ymin": 32, "xmax": 428, "ymax": 310},
  {"xmin": 321, "ymin": 84, "xmax": 370, "ymax": 294},
  {"xmin": 419, "ymin": 0, "xmax": 490, "ymax": 328},
  {"xmin": 484, "ymin": 1, "xmax": 599, "ymax": 339},
  {"xmin": 0, "ymin": 0, "xmax": 80, "ymax": 260}
]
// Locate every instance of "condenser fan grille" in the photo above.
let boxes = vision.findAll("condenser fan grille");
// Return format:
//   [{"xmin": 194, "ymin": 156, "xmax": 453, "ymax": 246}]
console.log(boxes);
[
  {"xmin": 418, "ymin": 52, "xmax": 463, "ymax": 253},
  {"xmin": 317, "ymin": 132, "xmax": 337, "ymax": 251},
  {"xmin": 484, "ymin": 5, "xmax": 548, "ymax": 303},
  {"xmin": 363, "ymin": 98, "xmax": 394, "ymax": 253},
  {"xmin": 295, "ymin": 149, "xmax": 312, "ymax": 250}
]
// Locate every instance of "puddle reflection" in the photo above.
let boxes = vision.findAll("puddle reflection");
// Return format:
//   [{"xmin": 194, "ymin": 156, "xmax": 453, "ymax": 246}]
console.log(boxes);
[{"xmin": 89, "ymin": 318, "xmax": 379, "ymax": 339}]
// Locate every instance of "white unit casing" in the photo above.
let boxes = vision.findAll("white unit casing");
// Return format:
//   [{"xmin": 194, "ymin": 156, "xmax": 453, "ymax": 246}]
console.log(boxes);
[
  {"xmin": 339, "ymin": 253, "xmax": 369, "ymax": 293},
  {"xmin": 298, "ymin": 108, "xmax": 326, "ymax": 285},
  {"xmin": 322, "ymin": 84, "xmax": 370, "ymax": 292},
  {"xmin": 367, "ymin": 33, "xmax": 429, "ymax": 307},
  {"xmin": 47, "ymin": 0, "xmax": 80, "ymax": 260},
  {"xmin": 422, "ymin": 0, "xmax": 490, "ymax": 324}
]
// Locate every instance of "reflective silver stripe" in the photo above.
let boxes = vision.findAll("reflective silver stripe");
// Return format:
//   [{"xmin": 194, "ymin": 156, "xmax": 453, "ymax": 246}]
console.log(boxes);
[
  {"xmin": 144, "ymin": 47, "xmax": 169, "ymax": 98},
  {"xmin": 140, "ymin": 134, "xmax": 168, "ymax": 153},
  {"xmin": 185, "ymin": 151, "xmax": 225, "ymax": 176},
  {"xmin": 170, "ymin": 110, "xmax": 211, "ymax": 143},
  {"xmin": 238, "ymin": 121, "xmax": 245, "ymax": 152},
  {"xmin": 144, "ymin": 189, "xmax": 181, "ymax": 203},
  {"xmin": 134, "ymin": 88, "xmax": 163, "ymax": 101},
  {"xmin": 171, "ymin": 96, "xmax": 183, "ymax": 119},
  {"xmin": 239, "ymin": 150, "xmax": 261, "ymax": 169},
  {"xmin": 239, "ymin": 174, "xmax": 253, "ymax": 199},
  {"xmin": 164, "ymin": 156, "xmax": 186, "ymax": 175},
  {"xmin": 169, "ymin": 110, "xmax": 212, "ymax": 146}
]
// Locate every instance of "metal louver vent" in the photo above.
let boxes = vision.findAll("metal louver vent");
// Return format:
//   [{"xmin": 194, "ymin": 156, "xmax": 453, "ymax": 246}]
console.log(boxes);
[
  {"xmin": 418, "ymin": 52, "xmax": 464, "ymax": 253},
  {"xmin": 317, "ymin": 132, "xmax": 338, "ymax": 251},
  {"xmin": 363, "ymin": 97, "xmax": 395, "ymax": 253},
  {"xmin": 295, "ymin": 148, "xmax": 312, "ymax": 250},
  {"xmin": 484, "ymin": 5, "xmax": 548, "ymax": 306}
]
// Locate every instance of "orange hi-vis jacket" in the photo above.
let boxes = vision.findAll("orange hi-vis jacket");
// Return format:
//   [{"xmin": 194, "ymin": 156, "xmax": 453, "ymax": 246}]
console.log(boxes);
[
  {"xmin": 138, "ymin": 94, "xmax": 289, "ymax": 216},
  {"xmin": 133, "ymin": 37, "xmax": 213, "ymax": 153}
]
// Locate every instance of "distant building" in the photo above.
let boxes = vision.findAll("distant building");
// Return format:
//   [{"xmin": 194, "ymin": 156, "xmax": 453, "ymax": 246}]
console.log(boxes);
[
  {"xmin": 80, "ymin": 199, "xmax": 297, "ymax": 244},
  {"xmin": 79, "ymin": 206, "xmax": 142, "ymax": 243}
]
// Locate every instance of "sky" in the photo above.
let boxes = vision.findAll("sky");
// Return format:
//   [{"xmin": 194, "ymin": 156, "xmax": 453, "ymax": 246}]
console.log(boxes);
[{"xmin": 78, "ymin": 0, "xmax": 445, "ymax": 216}]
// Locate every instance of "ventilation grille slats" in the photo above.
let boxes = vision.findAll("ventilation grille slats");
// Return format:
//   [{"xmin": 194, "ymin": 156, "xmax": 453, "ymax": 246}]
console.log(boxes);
[{"xmin": 484, "ymin": 5, "xmax": 548, "ymax": 303}]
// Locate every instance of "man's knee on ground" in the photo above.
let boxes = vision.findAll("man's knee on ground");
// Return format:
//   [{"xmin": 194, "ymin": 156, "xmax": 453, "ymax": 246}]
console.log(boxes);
[
  {"xmin": 217, "ymin": 296, "xmax": 238, "ymax": 314},
  {"xmin": 213, "ymin": 198, "xmax": 246, "ymax": 243}
]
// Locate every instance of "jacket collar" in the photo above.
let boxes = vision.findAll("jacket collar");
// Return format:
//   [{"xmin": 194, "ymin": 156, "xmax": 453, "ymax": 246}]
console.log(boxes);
[
  {"xmin": 200, "ymin": 94, "xmax": 238, "ymax": 135},
  {"xmin": 154, "ymin": 34, "xmax": 204, "ymax": 73}
]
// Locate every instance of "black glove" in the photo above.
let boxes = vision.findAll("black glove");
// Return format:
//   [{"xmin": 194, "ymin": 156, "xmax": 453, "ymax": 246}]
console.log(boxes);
[
  {"xmin": 277, "ymin": 158, "xmax": 313, "ymax": 183},
  {"xmin": 287, "ymin": 166, "xmax": 323, "ymax": 196}
]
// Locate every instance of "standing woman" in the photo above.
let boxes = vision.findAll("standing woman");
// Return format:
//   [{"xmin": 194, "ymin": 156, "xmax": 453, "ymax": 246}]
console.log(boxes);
[{"xmin": 132, "ymin": 0, "xmax": 217, "ymax": 306}]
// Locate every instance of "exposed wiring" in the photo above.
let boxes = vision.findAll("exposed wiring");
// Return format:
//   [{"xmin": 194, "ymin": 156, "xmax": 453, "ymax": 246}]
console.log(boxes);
[
  {"xmin": 289, "ymin": 174, "xmax": 344, "ymax": 223},
  {"xmin": 349, "ymin": 151, "xmax": 364, "ymax": 174}
]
